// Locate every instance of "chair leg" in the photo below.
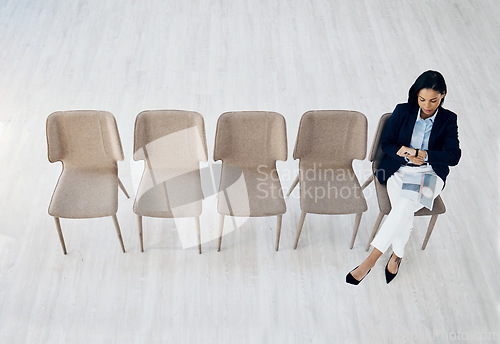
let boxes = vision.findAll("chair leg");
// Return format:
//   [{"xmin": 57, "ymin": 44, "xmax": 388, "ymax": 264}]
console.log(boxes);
[
  {"xmin": 118, "ymin": 178, "xmax": 130, "ymax": 199},
  {"xmin": 350, "ymin": 213, "xmax": 363, "ymax": 249},
  {"xmin": 196, "ymin": 216, "xmax": 202, "ymax": 254},
  {"xmin": 275, "ymin": 215, "xmax": 283, "ymax": 251},
  {"xmin": 361, "ymin": 175, "xmax": 373, "ymax": 190},
  {"xmin": 53, "ymin": 217, "xmax": 67, "ymax": 255},
  {"xmin": 366, "ymin": 212, "xmax": 384, "ymax": 251},
  {"xmin": 293, "ymin": 212, "xmax": 307, "ymax": 249},
  {"xmin": 112, "ymin": 215, "xmax": 126, "ymax": 253},
  {"xmin": 137, "ymin": 215, "xmax": 144, "ymax": 252},
  {"xmin": 217, "ymin": 214, "xmax": 225, "ymax": 252},
  {"xmin": 286, "ymin": 174, "xmax": 300, "ymax": 197},
  {"xmin": 422, "ymin": 214, "xmax": 439, "ymax": 250}
]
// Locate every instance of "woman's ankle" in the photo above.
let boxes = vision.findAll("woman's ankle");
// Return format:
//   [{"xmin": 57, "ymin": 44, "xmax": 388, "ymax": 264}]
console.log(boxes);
[{"xmin": 360, "ymin": 258, "xmax": 376, "ymax": 270}]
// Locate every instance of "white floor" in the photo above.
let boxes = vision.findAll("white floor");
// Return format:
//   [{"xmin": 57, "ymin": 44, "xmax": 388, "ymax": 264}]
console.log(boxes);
[{"xmin": 0, "ymin": 0, "xmax": 498, "ymax": 343}]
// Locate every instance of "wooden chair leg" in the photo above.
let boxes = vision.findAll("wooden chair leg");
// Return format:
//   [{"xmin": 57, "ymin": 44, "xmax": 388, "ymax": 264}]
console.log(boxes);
[
  {"xmin": 350, "ymin": 213, "xmax": 363, "ymax": 249},
  {"xmin": 286, "ymin": 174, "xmax": 300, "ymax": 197},
  {"xmin": 217, "ymin": 214, "xmax": 225, "ymax": 252},
  {"xmin": 361, "ymin": 175, "xmax": 373, "ymax": 190},
  {"xmin": 293, "ymin": 212, "xmax": 307, "ymax": 249},
  {"xmin": 366, "ymin": 212, "xmax": 385, "ymax": 251},
  {"xmin": 112, "ymin": 215, "xmax": 126, "ymax": 253},
  {"xmin": 53, "ymin": 217, "xmax": 67, "ymax": 255},
  {"xmin": 196, "ymin": 216, "xmax": 202, "ymax": 254},
  {"xmin": 422, "ymin": 214, "xmax": 439, "ymax": 250},
  {"xmin": 275, "ymin": 215, "xmax": 283, "ymax": 251},
  {"xmin": 137, "ymin": 215, "xmax": 144, "ymax": 252},
  {"xmin": 118, "ymin": 178, "xmax": 130, "ymax": 199}
]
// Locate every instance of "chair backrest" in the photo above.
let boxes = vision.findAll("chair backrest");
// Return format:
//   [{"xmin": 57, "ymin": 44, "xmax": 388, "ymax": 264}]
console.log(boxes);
[
  {"xmin": 133, "ymin": 110, "xmax": 208, "ymax": 166},
  {"xmin": 46, "ymin": 110, "xmax": 124, "ymax": 168},
  {"xmin": 293, "ymin": 110, "xmax": 367, "ymax": 165},
  {"xmin": 214, "ymin": 111, "xmax": 287, "ymax": 166},
  {"xmin": 369, "ymin": 113, "xmax": 392, "ymax": 168}
]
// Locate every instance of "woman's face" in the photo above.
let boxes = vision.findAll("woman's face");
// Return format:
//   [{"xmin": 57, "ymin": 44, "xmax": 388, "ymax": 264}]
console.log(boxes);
[{"xmin": 418, "ymin": 88, "xmax": 445, "ymax": 118}]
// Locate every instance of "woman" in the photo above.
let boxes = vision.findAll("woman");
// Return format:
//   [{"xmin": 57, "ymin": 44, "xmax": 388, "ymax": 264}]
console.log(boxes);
[{"xmin": 346, "ymin": 70, "xmax": 461, "ymax": 285}]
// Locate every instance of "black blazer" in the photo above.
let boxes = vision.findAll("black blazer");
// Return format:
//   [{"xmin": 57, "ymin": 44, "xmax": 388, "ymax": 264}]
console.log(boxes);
[{"xmin": 375, "ymin": 103, "xmax": 461, "ymax": 186}]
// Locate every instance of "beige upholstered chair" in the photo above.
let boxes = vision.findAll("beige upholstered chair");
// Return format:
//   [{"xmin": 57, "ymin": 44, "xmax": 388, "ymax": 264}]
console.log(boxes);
[
  {"xmin": 46, "ymin": 110, "xmax": 129, "ymax": 254},
  {"xmin": 214, "ymin": 111, "xmax": 287, "ymax": 251},
  {"xmin": 133, "ymin": 110, "xmax": 208, "ymax": 253},
  {"xmin": 289, "ymin": 110, "xmax": 368, "ymax": 249},
  {"xmin": 361, "ymin": 113, "xmax": 446, "ymax": 251}
]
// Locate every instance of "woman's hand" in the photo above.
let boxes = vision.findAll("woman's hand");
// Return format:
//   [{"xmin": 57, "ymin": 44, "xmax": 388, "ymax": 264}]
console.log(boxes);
[
  {"xmin": 397, "ymin": 146, "xmax": 428, "ymax": 165},
  {"xmin": 396, "ymin": 146, "xmax": 416, "ymax": 157},
  {"xmin": 406, "ymin": 155, "xmax": 426, "ymax": 165}
]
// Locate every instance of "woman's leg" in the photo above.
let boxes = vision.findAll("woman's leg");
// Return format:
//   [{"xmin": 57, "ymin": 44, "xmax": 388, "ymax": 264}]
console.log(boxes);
[
  {"xmin": 377, "ymin": 169, "xmax": 445, "ymax": 258},
  {"xmin": 380, "ymin": 169, "xmax": 444, "ymax": 274},
  {"xmin": 350, "ymin": 247, "xmax": 383, "ymax": 281},
  {"xmin": 348, "ymin": 173, "xmax": 406, "ymax": 281},
  {"xmin": 349, "ymin": 167, "xmax": 443, "ymax": 281},
  {"xmin": 370, "ymin": 169, "xmax": 421, "ymax": 257},
  {"xmin": 372, "ymin": 197, "xmax": 422, "ymax": 257}
]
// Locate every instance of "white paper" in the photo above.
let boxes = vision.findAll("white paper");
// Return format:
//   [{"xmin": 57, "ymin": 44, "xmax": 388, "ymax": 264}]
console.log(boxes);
[{"xmin": 400, "ymin": 172, "xmax": 438, "ymax": 210}]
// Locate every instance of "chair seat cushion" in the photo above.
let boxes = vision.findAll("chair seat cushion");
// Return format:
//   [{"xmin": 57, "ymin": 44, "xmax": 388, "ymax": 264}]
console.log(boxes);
[
  {"xmin": 217, "ymin": 164, "xmax": 286, "ymax": 217},
  {"xmin": 49, "ymin": 169, "xmax": 118, "ymax": 218},
  {"xmin": 299, "ymin": 165, "xmax": 367, "ymax": 214},
  {"xmin": 134, "ymin": 168, "xmax": 203, "ymax": 218},
  {"xmin": 415, "ymin": 195, "xmax": 446, "ymax": 215}
]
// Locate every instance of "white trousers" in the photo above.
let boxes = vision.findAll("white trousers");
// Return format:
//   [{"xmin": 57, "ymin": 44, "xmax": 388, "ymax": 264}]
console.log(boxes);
[{"xmin": 370, "ymin": 165, "xmax": 444, "ymax": 258}]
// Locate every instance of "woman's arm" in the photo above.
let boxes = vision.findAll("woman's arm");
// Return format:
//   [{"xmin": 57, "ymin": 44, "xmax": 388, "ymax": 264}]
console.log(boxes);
[
  {"xmin": 381, "ymin": 105, "xmax": 407, "ymax": 164},
  {"xmin": 426, "ymin": 115, "xmax": 461, "ymax": 166}
]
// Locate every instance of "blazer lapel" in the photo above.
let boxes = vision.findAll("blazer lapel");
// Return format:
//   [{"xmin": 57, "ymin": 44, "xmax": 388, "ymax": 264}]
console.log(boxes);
[
  {"xmin": 428, "ymin": 107, "xmax": 444, "ymax": 149},
  {"xmin": 404, "ymin": 104, "xmax": 419, "ymax": 146}
]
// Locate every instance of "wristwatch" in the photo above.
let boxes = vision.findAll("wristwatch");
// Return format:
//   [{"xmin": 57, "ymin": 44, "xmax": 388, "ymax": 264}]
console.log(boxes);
[{"xmin": 415, "ymin": 149, "xmax": 419, "ymax": 157}]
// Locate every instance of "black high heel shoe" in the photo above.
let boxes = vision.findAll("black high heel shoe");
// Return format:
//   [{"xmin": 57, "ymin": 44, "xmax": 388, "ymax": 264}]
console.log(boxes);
[
  {"xmin": 385, "ymin": 253, "xmax": 402, "ymax": 284},
  {"xmin": 346, "ymin": 266, "xmax": 371, "ymax": 285}
]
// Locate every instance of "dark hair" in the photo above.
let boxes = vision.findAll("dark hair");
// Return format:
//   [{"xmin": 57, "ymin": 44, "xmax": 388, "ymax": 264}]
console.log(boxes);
[{"xmin": 408, "ymin": 70, "xmax": 447, "ymax": 107}]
